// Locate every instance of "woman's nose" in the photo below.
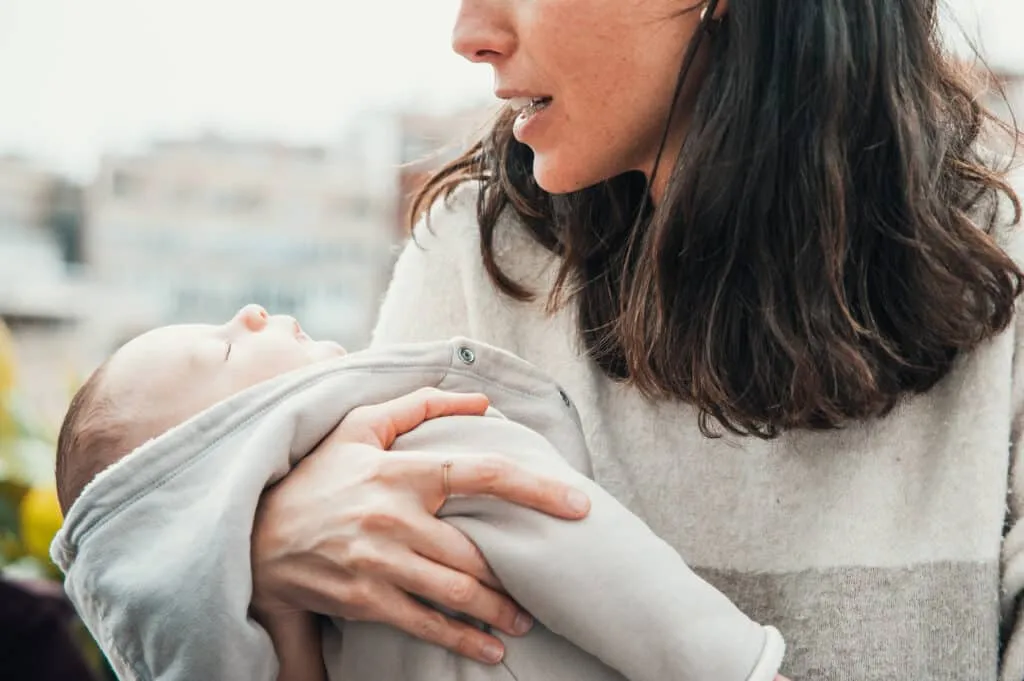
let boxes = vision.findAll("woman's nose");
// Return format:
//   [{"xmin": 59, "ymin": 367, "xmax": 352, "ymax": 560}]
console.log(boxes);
[
  {"xmin": 451, "ymin": 0, "xmax": 515, "ymax": 64},
  {"xmin": 233, "ymin": 304, "xmax": 268, "ymax": 332}
]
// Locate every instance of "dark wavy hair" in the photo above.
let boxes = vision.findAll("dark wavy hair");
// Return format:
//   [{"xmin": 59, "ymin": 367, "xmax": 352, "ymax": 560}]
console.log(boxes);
[{"xmin": 411, "ymin": 0, "xmax": 1024, "ymax": 438}]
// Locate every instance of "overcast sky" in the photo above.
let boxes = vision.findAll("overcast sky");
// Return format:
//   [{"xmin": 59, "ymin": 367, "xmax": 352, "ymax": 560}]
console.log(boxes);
[{"xmin": 0, "ymin": 0, "xmax": 1020, "ymax": 180}]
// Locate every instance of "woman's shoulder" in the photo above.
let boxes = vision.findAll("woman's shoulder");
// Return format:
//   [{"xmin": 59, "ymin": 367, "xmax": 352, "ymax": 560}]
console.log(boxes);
[
  {"xmin": 410, "ymin": 180, "xmax": 485, "ymax": 255},
  {"xmin": 373, "ymin": 181, "xmax": 558, "ymax": 346}
]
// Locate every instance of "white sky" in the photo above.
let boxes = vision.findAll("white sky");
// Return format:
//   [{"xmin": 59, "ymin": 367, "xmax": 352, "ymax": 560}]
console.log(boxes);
[
  {"xmin": 0, "ymin": 0, "xmax": 487, "ymax": 178},
  {"xmin": 0, "ymin": 0, "xmax": 1021, "ymax": 180}
]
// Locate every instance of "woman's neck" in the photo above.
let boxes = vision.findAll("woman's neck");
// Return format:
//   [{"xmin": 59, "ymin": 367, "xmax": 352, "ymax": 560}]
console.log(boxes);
[{"xmin": 644, "ymin": 126, "xmax": 688, "ymax": 208}]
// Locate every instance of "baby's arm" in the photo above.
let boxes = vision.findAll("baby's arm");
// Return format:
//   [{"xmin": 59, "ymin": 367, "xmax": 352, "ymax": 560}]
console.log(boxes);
[
  {"xmin": 395, "ymin": 414, "xmax": 786, "ymax": 681},
  {"xmin": 253, "ymin": 610, "xmax": 326, "ymax": 681}
]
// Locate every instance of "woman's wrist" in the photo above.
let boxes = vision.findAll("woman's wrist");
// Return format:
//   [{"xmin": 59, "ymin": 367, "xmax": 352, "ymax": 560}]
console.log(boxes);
[
  {"xmin": 252, "ymin": 608, "xmax": 326, "ymax": 681},
  {"xmin": 251, "ymin": 484, "xmax": 297, "ymax": 613}
]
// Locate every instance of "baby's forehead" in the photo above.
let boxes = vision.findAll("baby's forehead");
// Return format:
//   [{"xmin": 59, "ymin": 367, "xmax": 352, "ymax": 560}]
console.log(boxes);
[
  {"xmin": 121, "ymin": 324, "xmax": 211, "ymax": 358},
  {"xmin": 104, "ymin": 325, "xmax": 210, "ymax": 391}
]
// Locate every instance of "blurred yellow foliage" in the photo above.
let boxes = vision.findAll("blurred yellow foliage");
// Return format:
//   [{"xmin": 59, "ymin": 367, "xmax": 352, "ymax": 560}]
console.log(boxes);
[
  {"xmin": 1, "ymin": 317, "xmax": 63, "ymax": 574},
  {"xmin": 20, "ymin": 485, "xmax": 62, "ymax": 562},
  {"xmin": 0, "ymin": 321, "xmax": 109, "ymax": 673},
  {"xmin": 0, "ymin": 318, "xmax": 15, "ymax": 397}
]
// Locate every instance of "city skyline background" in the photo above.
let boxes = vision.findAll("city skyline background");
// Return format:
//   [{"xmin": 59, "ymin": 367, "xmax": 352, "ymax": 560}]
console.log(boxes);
[{"xmin": 0, "ymin": 0, "xmax": 1022, "ymax": 427}]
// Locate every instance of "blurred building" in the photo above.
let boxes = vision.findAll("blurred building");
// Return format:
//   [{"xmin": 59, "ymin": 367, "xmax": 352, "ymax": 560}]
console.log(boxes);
[
  {"xmin": 395, "ymin": 107, "xmax": 494, "ymax": 233},
  {"xmin": 0, "ymin": 156, "xmax": 59, "ymax": 231},
  {"xmin": 85, "ymin": 135, "xmax": 397, "ymax": 349},
  {"xmin": 0, "ymin": 156, "xmax": 68, "ymax": 296},
  {"xmin": 335, "ymin": 105, "xmax": 495, "ymax": 238},
  {"xmin": 0, "ymin": 157, "xmax": 92, "ymax": 424}
]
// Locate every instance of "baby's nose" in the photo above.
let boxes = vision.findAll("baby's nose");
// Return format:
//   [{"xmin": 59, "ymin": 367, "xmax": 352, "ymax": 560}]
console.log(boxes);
[{"xmin": 234, "ymin": 304, "xmax": 268, "ymax": 331}]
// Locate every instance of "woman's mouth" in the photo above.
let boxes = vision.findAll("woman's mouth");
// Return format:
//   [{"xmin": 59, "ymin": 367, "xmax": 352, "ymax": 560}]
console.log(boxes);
[
  {"xmin": 510, "ymin": 97, "xmax": 553, "ymax": 141},
  {"xmin": 508, "ymin": 96, "xmax": 553, "ymax": 113}
]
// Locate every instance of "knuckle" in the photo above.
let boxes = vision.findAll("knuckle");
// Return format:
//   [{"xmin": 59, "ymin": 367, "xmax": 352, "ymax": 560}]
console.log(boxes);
[
  {"xmin": 346, "ymin": 539, "xmax": 387, "ymax": 574},
  {"xmin": 453, "ymin": 629, "xmax": 478, "ymax": 658},
  {"xmin": 365, "ymin": 457, "xmax": 405, "ymax": 486},
  {"xmin": 415, "ymin": 610, "xmax": 450, "ymax": 642},
  {"xmin": 342, "ymin": 404, "xmax": 371, "ymax": 426},
  {"xmin": 334, "ymin": 408, "xmax": 377, "ymax": 443},
  {"xmin": 413, "ymin": 386, "xmax": 443, "ymax": 399},
  {"xmin": 358, "ymin": 509, "xmax": 403, "ymax": 535},
  {"xmin": 338, "ymin": 580, "xmax": 376, "ymax": 616},
  {"xmin": 476, "ymin": 457, "xmax": 511, "ymax": 488},
  {"xmin": 445, "ymin": 575, "xmax": 477, "ymax": 606}
]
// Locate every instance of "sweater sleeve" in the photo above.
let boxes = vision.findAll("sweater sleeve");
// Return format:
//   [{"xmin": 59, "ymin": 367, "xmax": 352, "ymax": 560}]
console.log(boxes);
[{"xmin": 370, "ymin": 186, "xmax": 481, "ymax": 347}]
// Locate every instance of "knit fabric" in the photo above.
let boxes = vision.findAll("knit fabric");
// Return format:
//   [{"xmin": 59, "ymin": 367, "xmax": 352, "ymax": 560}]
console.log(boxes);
[{"xmin": 372, "ymin": 182, "xmax": 1024, "ymax": 681}]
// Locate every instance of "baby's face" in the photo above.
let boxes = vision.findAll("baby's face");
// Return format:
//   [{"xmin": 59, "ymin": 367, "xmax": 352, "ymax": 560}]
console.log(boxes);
[{"xmin": 101, "ymin": 304, "xmax": 347, "ymax": 440}]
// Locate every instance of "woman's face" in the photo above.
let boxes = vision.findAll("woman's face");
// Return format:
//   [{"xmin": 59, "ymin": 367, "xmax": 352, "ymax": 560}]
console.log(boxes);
[{"xmin": 453, "ymin": 0, "xmax": 708, "ymax": 195}]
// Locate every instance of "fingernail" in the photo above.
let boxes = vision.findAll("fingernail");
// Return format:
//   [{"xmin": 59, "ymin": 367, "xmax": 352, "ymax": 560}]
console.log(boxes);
[
  {"xmin": 567, "ymin": 489, "xmax": 590, "ymax": 514},
  {"xmin": 483, "ymin": 643, "xmax": 504, "ymax": 663},
  {"xmin": 513, "ymin": 612, "xmax": 534, "ymax": 635}
]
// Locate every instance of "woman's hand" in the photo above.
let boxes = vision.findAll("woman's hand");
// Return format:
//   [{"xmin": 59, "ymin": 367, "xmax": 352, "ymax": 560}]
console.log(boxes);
[{"xmin": 251, "ymin": 387, "xmax": 592, "ymax": 665}]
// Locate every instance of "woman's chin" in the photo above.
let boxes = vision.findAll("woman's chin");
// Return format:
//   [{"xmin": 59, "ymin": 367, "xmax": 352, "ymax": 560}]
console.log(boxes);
[{"xmin": 531, "ymin": 155, "xmax": 610, "ymax": 196}]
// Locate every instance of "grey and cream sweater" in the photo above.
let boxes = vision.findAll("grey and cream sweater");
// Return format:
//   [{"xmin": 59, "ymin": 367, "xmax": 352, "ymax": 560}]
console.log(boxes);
[{"xmin": 371, "ymin": 183, "xmax": 1024, "ymax": 681}]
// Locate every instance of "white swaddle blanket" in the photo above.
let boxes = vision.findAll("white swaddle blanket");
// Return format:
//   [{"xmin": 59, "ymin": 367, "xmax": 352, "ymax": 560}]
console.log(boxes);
[{"xmin": 50, "ymin": 338, "xmax": 784, "ymax": 681}]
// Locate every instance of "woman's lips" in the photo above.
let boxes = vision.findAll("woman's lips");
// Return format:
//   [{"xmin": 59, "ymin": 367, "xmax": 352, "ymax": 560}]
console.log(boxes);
[{"xmin": 512, "ymin": 98, "xmax": 554, "ymax": 142}]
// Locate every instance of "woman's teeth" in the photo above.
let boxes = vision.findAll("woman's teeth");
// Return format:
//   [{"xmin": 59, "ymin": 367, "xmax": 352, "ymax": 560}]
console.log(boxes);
[{"xmin": 509, "ymin": 97, "xmax": 552, "ymax": 114}]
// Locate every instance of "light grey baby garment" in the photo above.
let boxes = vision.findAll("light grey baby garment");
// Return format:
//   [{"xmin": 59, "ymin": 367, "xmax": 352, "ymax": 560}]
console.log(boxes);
[{"xmin": 51, "ymin": 338, "xmax": 785, "ymax": 681}]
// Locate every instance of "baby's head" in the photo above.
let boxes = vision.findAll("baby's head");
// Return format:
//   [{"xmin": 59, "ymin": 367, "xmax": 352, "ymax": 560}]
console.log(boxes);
[{"xmin": 55, "ymin": 304, "xmax": 346, "ymax": 515}]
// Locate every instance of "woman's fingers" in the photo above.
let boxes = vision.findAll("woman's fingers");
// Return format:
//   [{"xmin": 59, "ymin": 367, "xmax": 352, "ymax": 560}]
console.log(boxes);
[
  {"xmin": 384, "ymin": 551, "xmax": 532, "ymax": 639},
  {"xmin": 404, "ymin": 513, "xmax": 503, "ymax": 591},
  {"xmin": 336, "ymin": 388, "xmax": 491, "ymax": 449},
  {"xmin": 378, "ymin": 586, "xmax": 509, "ymax": 665},
  {"xmin": 370, "ymin": 453, "xmax": 590, "ymax": 521},
  {"xmin": 445, "ymin": 455, "xmax": 591, "ymax": 519}
]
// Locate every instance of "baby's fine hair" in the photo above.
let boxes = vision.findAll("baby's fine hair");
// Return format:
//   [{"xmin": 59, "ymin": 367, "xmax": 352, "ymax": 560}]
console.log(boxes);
[{"xmin": 55, "ymin": 361, "xmax": 129, "ymax": 516}]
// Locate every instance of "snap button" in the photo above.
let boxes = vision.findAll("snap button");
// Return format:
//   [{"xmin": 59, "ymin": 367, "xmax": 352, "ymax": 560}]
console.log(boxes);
[
  {"xmin": 457, "ymin": 346, "xmax": 476, "ymax": 365},
  {"xmin": 558, "ymin": 388, "xmax": 572, "ymax": 408}
]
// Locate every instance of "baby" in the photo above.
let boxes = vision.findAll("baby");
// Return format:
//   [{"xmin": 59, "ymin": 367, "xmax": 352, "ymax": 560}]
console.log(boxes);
[
  {"xmin": 53, "ymin": 304, "xmax": 785, "ymax": 681},
  {"xmin": 56, "ymin": 304, "xmax": 346, "ymax": 678},
  {"xmin": 55, "ymin": 303, "xmax": 346, "ymax": 517}
]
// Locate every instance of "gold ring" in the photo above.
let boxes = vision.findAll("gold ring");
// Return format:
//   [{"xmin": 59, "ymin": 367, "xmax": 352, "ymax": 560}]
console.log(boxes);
[{"xmin": 442, "ymin": 460, "xmax": 453, "ymax": 500}]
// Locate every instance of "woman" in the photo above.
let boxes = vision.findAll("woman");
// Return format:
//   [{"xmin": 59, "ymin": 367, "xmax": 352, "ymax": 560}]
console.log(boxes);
[{"xmin": 251, "ymin": 0, "xmax": 1024, "ymax": 678}]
